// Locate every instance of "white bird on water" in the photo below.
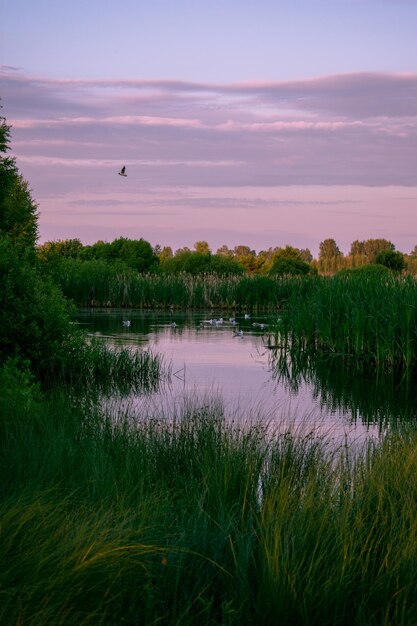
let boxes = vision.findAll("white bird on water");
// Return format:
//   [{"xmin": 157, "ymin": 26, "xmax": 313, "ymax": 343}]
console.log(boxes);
[
  {"xmin": 123, "ymin": 320, "xmax": 131, "ymax": 327},
  {"xmin": 118, "ymin": 166, "xmax": 127, "ymax": 177},
  {"xmin": 233, "ymin": 329, "xmax": 244, "ymax": 337}
]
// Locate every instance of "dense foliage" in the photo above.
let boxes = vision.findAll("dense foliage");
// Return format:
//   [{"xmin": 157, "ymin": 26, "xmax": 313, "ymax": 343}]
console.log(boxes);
[
  {"xmin": 269, "ymin": 256, "xmax": 312, "ymax": 276},
  {"xmin": 0, "ymin": 113, "xmax": 162, "ymax": 388},
  {"xmin": 0, "ymin": 116, "xmax": 38, "ymax": 253}
]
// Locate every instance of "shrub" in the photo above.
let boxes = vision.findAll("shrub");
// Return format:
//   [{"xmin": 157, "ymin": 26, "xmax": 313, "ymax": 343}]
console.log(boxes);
[
  {"xmin": 374, "ymin": 249, "xmax": 406, "ymax": 272},
  {"xmin": 269, "ymin": 257, "xmax": 311, "ymax": 276}
]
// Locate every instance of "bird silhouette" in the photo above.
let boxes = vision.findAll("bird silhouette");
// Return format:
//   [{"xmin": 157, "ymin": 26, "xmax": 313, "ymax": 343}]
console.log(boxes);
[{"xmin": 118, "ymin": 166, "xmax": 127, "ymax": 177}]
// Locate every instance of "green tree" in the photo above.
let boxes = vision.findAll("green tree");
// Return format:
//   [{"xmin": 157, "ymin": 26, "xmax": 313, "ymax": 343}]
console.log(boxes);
[
  {"xmin": 375, "ymin": 249, "xmax": 406, "ymax": 272},
  {"xmin": 117, "ymin": 238, "xmax": 159, "ymax": 272},
  {"xmin": 318, "ymin": 238, "xmax": 343, "ymax": 274},
  {"xmin": 161, "ymin": 251, "xmax": 209, "ymax": 274},
  {"xmin": 319, "ymin": 238, "xmax": 342, "ymax": 260},
  {"xmin": 210, "ymin": 254, "xmax": 245, "ymax": 275},
  {"xmin": 233, "ymin": 245, "xmax": 256, "ymax": 273},
  {"xmin": 0, "ymin": 112, "xmax": 82, "ymax": 382},
  {"xmin": 269, "ymin": 257, "xmax": 311, "ymax": 276},
  {"xmin": 0, "ymin": 238, "xmax": 75, "ymax": 379},
  {"xmin": 350, "ymin": 238, "xmax": 395, "ymax": 262},
  {"xmin": 0, "ymin": 115, "xmax": 38, "ymax": 253},
  {"xmin": 175, "ymin": 246, "xmax": 191, "ymax": 255},
  {"xmin": 37, "ymin": 238, "xmax": 83, "ymax": 264},
  {"xmin": 159, "ymin": 246, "xmax": 173, "ymax": 262}
]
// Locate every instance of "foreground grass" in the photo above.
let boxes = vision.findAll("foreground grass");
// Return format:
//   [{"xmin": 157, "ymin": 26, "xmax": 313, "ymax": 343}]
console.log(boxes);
[{"xmin": 2, "ymin": 375, "xmax": 417, "ymax": 625}]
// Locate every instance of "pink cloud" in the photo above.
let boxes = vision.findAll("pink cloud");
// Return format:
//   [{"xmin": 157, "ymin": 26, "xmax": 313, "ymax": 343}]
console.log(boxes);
[{"xmin": 1, "ymin": 67, "xmax": 417, "ymax": 253}]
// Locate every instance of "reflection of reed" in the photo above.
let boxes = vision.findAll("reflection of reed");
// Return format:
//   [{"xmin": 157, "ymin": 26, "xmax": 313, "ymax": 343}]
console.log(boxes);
[{"xmin": 271, "ymin": 348, "xmax": 417, "ymax": 426}]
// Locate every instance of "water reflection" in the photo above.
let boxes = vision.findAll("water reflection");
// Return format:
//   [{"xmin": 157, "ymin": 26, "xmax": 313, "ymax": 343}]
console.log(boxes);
[
  {"xmin": 74, "ymin": 309, "xmax": 416, "ymax": 439},
  {"xmin": 271, "ymin": 349, "xmax": 417, "ymax": 427}
]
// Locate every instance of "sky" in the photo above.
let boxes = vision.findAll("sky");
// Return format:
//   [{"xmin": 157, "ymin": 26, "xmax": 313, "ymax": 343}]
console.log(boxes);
[{"xmin": 1, "ymin": 0, "xmax": 417, "ymax": 257}]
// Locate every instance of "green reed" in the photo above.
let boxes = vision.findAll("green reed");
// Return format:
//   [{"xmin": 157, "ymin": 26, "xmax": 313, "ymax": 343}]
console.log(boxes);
[
  {"xmin": 48, "ymin": 258, "xmax": 300, "ymax": 310},
  {"xmin": 3, "ymin": 368, "xmax": 417, "ymax": 625},
  {"xmin": 45, "ymin": 335, "xmax": 167, "ymax": 394},
  {"xmin": 274, "ymin": 273, "xmax": 417, "ymax": 369}
]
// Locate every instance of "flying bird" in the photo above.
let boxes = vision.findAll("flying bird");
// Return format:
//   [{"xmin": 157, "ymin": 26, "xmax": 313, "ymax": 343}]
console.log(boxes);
[{"xmin": 118, "ymin": 166, "xmax": 127, "ymax": 177}]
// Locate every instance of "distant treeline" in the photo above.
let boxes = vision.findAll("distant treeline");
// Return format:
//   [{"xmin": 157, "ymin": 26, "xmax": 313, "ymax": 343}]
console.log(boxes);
[{"xmin": 37, "ymin": 236, "xmax": 417, "ymax": 276}]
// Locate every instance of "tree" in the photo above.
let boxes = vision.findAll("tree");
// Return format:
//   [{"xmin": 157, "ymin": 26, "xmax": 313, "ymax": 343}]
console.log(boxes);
[
  {"xmin": 0, "ymin": 115, "xmax": 38, "ymax": 253},
  {"xmin": 299, "ymin": 248, "xmax": 313, "ymax": 263},
  {"xmin": 318, "ymin": 239, "xmax": 343, "ymax": 274},
  {"xmin": 233, "ymin": 245, "xmax": 254, "ymax": 257},
  {"xmin": 269, "ymin": 257, "xmax": 311, "ymax": 276},
  {"xmin": 37, "ymin": 238, "xmax": 83, "ymax": 264},
  {"xmin": 0, "ymin": 237, "xmax": 75, "ymax": 379},
  {"xmin": 161, "ymin": 251, "xmax": 210, "ymax": 275},
  {"xmin": 349, "ymin": 238, "xmax": 395, "ymax": 262},
  {"xmin": 159, "ymin": 246, "xmax": 173, "ymax": 262},
  {"xmin": 409, "ymin": 245, "xmax": 417, "ymax": 258},
  {"xmin": 233, "ymin": 245, "xmax": 256, "ymax": 273},
  {"xmin": 194, "ymin": 240, "xmax": 211, "ymax": 255},
  {"xmin": 210, "ymin": 254, "xmax": 245, "ymax": 275},
  {"xmin": 274, "ymin": 245, "xmax": 299, "ymax": 260},
  {"xmin": 216, "ymin": 245, "xmax": 233, "ymax": 257},
  {"xmin": 117, "ymin": 238, "xmax": 159, "ymax": 272},
  {"xmin": 375, "ymin": 249, "xmax": 406, "ymax": 272},
  {"xmin": 319, "ymin": 238, "xmax": 342, "ymax": 260},
  {"xmin": 175, "ymin": 246, "xmax": 191, "ymax": 255},
  {"xmin": 0, "ymin": 112, "xmax": 78, "ymax": 382},
  {"xmin": 349, "ymin": 240, "xmax": 365, "ymax": 256},
  {"xmin": 363, "ymin": 239, "xmax": 394, "ymax": 262}
]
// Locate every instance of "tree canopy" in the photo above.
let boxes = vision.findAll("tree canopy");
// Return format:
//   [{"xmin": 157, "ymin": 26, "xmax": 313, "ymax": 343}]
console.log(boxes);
[
  {"xmin": 374, "ymin": 249, "xmax": 406, "ymax": 272},
  {"xmin": 0, "ymin": 115, "xmax": 39, "ymax": 252}
]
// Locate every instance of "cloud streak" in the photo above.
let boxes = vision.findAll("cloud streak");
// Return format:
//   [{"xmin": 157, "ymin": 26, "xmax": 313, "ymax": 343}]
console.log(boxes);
[{"xmin": 1, "ymin": 67, "xmax": 417, "ymax": 253}]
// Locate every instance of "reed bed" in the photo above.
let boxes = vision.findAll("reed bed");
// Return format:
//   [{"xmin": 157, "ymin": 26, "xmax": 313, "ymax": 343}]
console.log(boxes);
[
  {"xmin": 48, "ymin": 259, "xmax": 298, "ymax": 310},
  {"xmin": 2, "ymin": 372, "xmax": 417, "ymax": 625},
  {"xmin": 275, "ymin": 273, "xmax": 417, "ymax": 369},
  {"xmin": 30, "ymin": 325, "xmax": 167, "ymax": 394}
]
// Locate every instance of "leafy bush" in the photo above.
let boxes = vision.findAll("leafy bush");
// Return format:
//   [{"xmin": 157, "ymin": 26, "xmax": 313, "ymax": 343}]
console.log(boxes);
[
  {"xmin": 0, "ymin": 238, "xmax": 77, "ymax": 381},
  {"xmin": 269, "ymin": 256, "xmax": 311, "ymax": 276},
  {"xmin": 161, "ymin": 251, "xmax": 245, "ymax": 275},
  {"xmin": 337, "ymin": 263, "xmax": 390, "ymax": 277},
  {"xmin": 374, "ymin": 249, "xmax": 406, "ymax": 272}
]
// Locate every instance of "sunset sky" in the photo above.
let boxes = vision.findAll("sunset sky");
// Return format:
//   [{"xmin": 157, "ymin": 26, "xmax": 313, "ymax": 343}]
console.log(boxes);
[{"xmin": 1, "ymin": 0, "xmax": 417, "ymax": 256}]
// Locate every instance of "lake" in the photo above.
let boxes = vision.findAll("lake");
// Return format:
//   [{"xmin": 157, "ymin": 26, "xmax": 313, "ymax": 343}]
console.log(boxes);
[{"xmin": 75, "ymin": 308, "xmax": 417, "ymax": 444}]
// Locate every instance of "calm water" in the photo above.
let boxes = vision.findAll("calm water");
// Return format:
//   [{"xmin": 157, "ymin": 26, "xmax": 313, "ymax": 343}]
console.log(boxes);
[{"xmin": 75, "ymin": 309, "xmax": 417, "ymax": 443}]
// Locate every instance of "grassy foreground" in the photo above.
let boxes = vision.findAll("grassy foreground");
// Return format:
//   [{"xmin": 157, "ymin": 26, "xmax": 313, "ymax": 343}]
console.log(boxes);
[{"xmin": 2, "ymin": 373, "xmax": 417, "ymax": 626}]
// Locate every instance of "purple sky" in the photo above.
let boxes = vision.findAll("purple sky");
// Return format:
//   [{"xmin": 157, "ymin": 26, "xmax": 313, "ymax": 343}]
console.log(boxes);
[{"xmin": 1, "ymin": 0, "xmax": 417, "ymax": 256}]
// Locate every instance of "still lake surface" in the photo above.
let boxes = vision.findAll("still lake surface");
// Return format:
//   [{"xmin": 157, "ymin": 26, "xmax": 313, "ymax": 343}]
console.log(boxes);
[{"xmin": 75, "ymin": 309, "xmax": 417, "ymax": 444}]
